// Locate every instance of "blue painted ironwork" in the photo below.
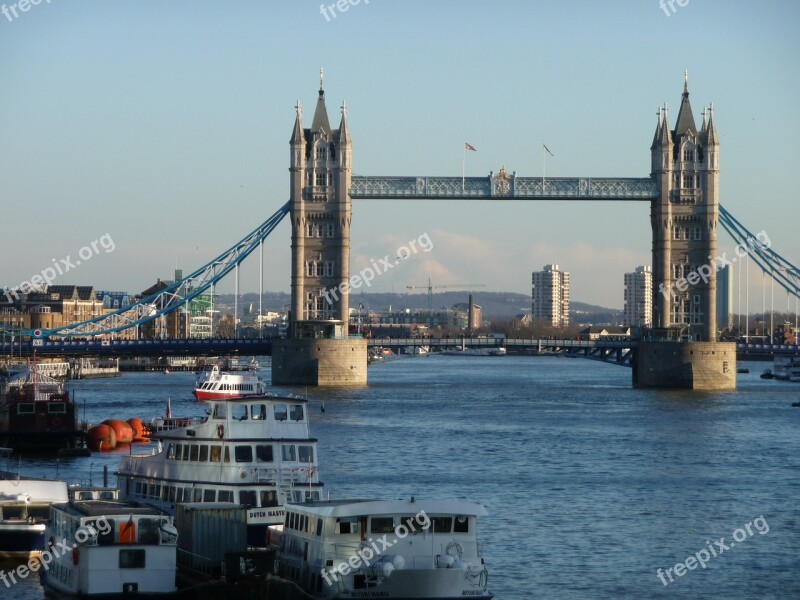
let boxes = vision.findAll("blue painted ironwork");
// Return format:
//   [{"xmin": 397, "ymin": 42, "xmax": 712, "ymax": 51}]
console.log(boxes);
[
  {"xmin": 3, "ymin": 201, "xmax": 290, "ymax": 338},
  {"xmin": 350, "ymin": 175, "xmax": 659, "ymax": 200},
  {"xmin": 719, "ymin": 205, "xmax": 799, "ymax": 299}
]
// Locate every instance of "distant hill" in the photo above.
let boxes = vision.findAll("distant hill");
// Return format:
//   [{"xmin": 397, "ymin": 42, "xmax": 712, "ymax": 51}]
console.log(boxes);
[{"xmin": 217, "ymin": 291, "xmax": 624, "ymax": 326}]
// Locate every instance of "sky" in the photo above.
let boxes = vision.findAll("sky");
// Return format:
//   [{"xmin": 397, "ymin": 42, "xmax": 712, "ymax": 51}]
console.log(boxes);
[{"xmin": 1, "ymin": 0, "xmax": 798, "ymax": 311}]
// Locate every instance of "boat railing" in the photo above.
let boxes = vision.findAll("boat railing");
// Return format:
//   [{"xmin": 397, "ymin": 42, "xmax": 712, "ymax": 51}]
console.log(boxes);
[{"xmin": 252, "ymin": 467, "xmax": 315, "ymax": 485}]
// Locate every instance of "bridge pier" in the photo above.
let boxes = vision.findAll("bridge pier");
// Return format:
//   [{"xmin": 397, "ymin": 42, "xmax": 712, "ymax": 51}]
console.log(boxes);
[
  {"xmin": 633, "ymin": 341, "xmax": 736, "ymax": 390},
  {"xmin": 271, "ymin": 336, "xmax": 367, "ymax": 387}
]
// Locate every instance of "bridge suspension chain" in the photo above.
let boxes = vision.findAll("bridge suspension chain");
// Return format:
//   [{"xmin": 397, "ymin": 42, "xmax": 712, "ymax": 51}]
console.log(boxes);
[
  {"xmin": 718, "ymin": 205, "xmax": 800, "ymax": 299},
  {"xmin": 10, "ymin": 201, "xmax": 290, "ymax": 338}
]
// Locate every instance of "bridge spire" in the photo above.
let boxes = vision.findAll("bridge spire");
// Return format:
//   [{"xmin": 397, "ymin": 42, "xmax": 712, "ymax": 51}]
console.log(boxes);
[
  {"xmin": 311, "ymin": 71, "xmax": 332, "ymax": 134},
  {"xmin": 673, "ymin": 71, "xmax": 697, "ymax": 137},
  {"xmin": 290, "ymin": 100, "xmax": 305, "ymax": 145}
]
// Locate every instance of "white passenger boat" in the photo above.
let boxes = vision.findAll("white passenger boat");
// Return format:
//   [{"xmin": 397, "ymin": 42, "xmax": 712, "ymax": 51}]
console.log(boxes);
[
  {"xmin": 40, "ymin": 499, "xmax": 178, "ymax": 598},
  {"xmin": 0, "ymin": 477, "xmax": 69, "ymax": 559},
  {"xmin": 193, "ymin": 364, "xmax": 268, "ymax": 400},
  {"xmin": 117, "ymin": 395, "xmax": 323, "ymax": 547},
  {"xmin": 272, "ymin": 498, "xmax": 492, "ymax": 599}
]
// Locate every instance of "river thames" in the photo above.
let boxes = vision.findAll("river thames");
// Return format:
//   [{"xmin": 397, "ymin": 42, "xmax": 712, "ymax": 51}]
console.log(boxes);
[{"xmin": 3, "ymin": 355, "xmax": 798, "ymax": 599}]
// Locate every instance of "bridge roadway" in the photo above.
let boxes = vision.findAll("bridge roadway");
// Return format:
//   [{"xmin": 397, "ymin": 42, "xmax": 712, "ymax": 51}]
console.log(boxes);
[{"xmin": 1, "ymin": 338, "xmax": 795, "ymax": 363}]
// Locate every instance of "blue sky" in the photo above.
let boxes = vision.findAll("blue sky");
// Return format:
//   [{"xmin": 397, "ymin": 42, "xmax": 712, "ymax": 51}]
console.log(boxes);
[{"xmin": 1, "ymin": 0, "xmax": 798, "ymax": 311}]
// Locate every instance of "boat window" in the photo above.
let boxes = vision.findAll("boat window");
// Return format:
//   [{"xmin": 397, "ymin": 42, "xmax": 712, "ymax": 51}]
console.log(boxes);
[
  {"xmin": 168, "ymin": 487, "xmax": 176, "ymax": 503},
  {"xmin": 213, "ymin": 403, "xmax": 227, "ymax": 419},
  {"xmin": 209, "ymin": 445, "xmax": 221, "ymax": 463},
  {"xmin": 174, "ymin": 444, "xmax": 183, "ymax": 460},
  {"xmin": 189, "ymin": 445, "xmax": 199, "ymax": 461},
  {"xmin": 182, "ymin": 445, "xmax": 190, "ymax": 461},
  {"xmin": 290, "ymin": 404, "xmax": 304, "ymax": 421},
  {"xmin": 193, "ymin": 488, "xmax": 203, "ymax": 502},
  {"xmin": 199, "ymin": 445, "xmax": 209, "ymax": 462},
  {"xmin": 297, "ymin": 445, "xmax": 314, "ymax": 463},
  {"xmin": 138, "ymin": 519, "xmax": 161, "ymax": 544},
  {"xmin": 16, "ymin": 403, "xmax": 35, "ymax": 415},
  {"xmin": 98, "ymin": 521, "xmax": 115, "ymax": 546},
  {"xmin": 204, "ymin": 490, "xmax": 216, "ymax": 502},
  {"xmin": 223, "ymin": 446, "xmax": 230, "ymax": 463},
  {"xmin": 235, "ymin": 445, "xmax": 253, "ymax": 463},
  {"xmin": 282, "ymin": 445, "xmax": 296, "ymax": 461},
  {"xmin": 316, "ymin": 518, "xmax": 323, "ymax": 536},
  {"xmin": 431, "ymin": 516, "xmax": 453, "ymax": 533},
  {"xmin": 218, "ymin": 490, "xmax": 233, "ymax": 502},
  {"xmin": 260, "ymin": 490, "xmax": 279, "ymax": 507},
  {"xmin": 48, "ymin": 402, "xmax": 66, "ymax": 414},
  {"xmin": 336, "ymin": 517, "xmax": 359, "ymax": 535},
  {"xmin": 251, "ymin": 404, "xmax": 266, "ymax": 420},
  {"xmin": 119, "ymin": 549, "xmax": 146, "ymax": 569},
  {"xmin": 370, "ymin": 517, "xmax": 394, "ymax": 534},
  {"xmin": 231, "ymin": 404, "xmax": 248, "ymax": 421},
  {"xmin": 454, "ymin": 515, "xmax": 469, "ymax": 533},
  {"xmin": 274, "ymin": 404, "xmax": 288, "ymax": 421},
  {"xmin": 167, "ymin": 444, "xmax": 176, "ymax": 460},
  {"xmin": 256, "ymin": 445, "xmax": 273, "ymax": 462},
  {"xmin": 239, "ymin": 490, "xmax": 256, "ymax": 506},
  {"xmin": 176, "ymin": 488, "xmax": 183, "ymax": 503}
]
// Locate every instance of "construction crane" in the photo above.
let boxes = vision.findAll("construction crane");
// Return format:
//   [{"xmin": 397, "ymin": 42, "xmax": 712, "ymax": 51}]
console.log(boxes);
[{"xmin": 405, "ymin": 279, "xmax": 486, "ymax": 311}]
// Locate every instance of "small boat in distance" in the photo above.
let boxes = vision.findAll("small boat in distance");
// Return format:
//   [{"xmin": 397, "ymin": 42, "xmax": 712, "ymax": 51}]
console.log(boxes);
[{"xmin": 193, "ymin": 364, "xmax": 267, "ymax": 400}]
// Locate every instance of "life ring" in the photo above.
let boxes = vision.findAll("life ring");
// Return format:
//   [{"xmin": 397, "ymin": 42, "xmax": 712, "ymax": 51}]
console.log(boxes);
[
  {"xmin": 51, "ymin": 417, "xmax": 62, "ymax": 428},
  {"xmin": 216, "ymin": 424, "xmax": 224, "ymax": 439}
]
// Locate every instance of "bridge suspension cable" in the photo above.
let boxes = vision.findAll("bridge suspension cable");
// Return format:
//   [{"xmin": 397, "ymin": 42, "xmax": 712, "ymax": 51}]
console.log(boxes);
[
  {"xmin": 718, "ymin": 205, "xmax": 800, "ymax": 299},
  {"xmin": 13, "ymin": 201, "xmax": 290, "ymax": 338}
]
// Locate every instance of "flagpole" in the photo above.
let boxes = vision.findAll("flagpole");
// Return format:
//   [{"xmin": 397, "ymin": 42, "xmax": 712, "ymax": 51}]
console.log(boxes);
[
  {"xmin": 542, "ymin": 144, "xmax": 546, "ymax": 191},
  {"xmin": 462, "ymin": 144, "xmax": 466, "ymax": 194}
]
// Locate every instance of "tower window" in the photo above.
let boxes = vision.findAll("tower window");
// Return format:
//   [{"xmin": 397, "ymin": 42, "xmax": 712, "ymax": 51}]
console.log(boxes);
[
  {"xmin": 682, "ymin": 173, "xmax": 695, "ymax": 188},
  {"xmin": 315, "ymin": 173, "xmax": 327, "ymax": 187},
  {"xmin": 682, "ymin": 149, "xmax": 694, "ymax": 162},
  {"xmin": 316, "ymin": 147, "xmax": 327, "ymax": 160}
]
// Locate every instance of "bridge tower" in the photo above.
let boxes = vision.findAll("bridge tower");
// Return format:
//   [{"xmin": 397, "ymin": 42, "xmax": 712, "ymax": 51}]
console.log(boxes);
[
  {"xmin": 272, "ymin": 72, "xmax": 367, "ymax": 386},
  {"xmin": 637, "ymin": 73, "xmax": 735, "ymax": 389}
]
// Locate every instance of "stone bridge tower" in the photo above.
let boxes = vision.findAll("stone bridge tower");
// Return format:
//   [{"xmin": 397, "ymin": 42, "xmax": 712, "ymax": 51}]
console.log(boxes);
[
  {"xmin": 637, "ymin": 73, "xmax": 735, "ymax": 390},
  {"xmin": 272, "ymin": 73, "xmax": 367, "ymax": 386}
]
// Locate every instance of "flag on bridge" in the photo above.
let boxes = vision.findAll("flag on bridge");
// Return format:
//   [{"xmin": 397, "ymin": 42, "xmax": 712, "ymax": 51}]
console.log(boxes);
[
  {"xmin": 464, "ymin": 142, "xmax": 477, "ymax": 151},
  {"xmin": 543, "ymin": 144, "xmax": 554, "ymax": 156}
]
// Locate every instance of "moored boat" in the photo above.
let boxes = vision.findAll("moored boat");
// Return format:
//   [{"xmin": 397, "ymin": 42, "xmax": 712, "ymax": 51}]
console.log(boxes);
[
  {"xmin": 117, "ymin": 394, "xmax": 323, "ymax": 547},
  {"xmin": 272, "ymin": 498, "xmax": 492, "ymax": 599},
  {"xmin": 0, "ymin": 369, "xmax": 85, "ymax": 453},
  {"xmin": 0, "ymin": 476, "xmax": 69, "ymax": 560},
  {"xmin": 40, "ymin": 499, "xmax": 178, "ymax": 598}
]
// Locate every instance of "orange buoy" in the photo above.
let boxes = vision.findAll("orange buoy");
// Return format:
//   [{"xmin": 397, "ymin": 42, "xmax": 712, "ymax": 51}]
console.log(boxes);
[
  {"xmin": 87, "ymin": 424, "xmax": 116, "ymax": 452},
  {"xmin": 126, "ymin": 418, "xmax": 146, "ymax": 442},
  {"xmin": 102, "ymin": 419, "xmax": 134, "ymax": 445}
]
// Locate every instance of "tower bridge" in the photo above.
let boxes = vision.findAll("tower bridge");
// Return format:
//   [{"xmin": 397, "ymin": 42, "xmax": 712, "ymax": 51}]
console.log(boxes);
[
  {"xmin": 6, "ymin": 73, "xmax": 798, "ymax": 390},
  {"xmin": 277, "ymin": 72, "xmax": 738, "ymax": 388}
]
